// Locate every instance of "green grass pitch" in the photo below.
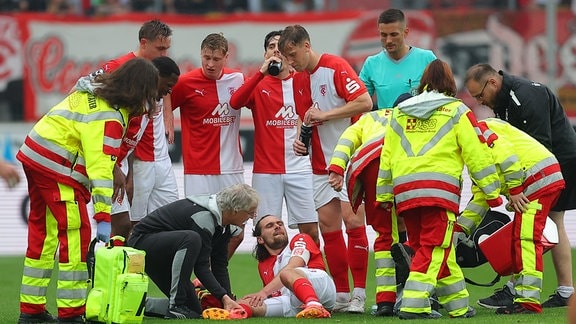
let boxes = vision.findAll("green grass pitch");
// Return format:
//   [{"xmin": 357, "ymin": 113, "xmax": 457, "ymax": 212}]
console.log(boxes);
[{"xmin": 1, "ymin": 251, "xmax": 571, "ymax": 323}]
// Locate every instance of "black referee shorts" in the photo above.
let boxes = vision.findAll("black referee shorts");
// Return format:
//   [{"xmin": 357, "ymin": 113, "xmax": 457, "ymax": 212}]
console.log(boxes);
[{"xmin": 552, "ymin": 158, "xmax": 576, "ymax": 211}]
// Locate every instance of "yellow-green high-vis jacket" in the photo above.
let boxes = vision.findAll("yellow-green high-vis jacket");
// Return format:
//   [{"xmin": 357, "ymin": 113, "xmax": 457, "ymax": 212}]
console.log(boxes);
[{"xmin": 376, "ymin": 91, "xmax": 502, "ymax": 214}]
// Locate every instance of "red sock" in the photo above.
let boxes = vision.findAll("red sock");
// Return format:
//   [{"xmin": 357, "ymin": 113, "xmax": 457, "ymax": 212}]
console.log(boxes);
[
  {"xmin": 238, "ymin": 303, "xmax": 253, "ymax": 318},
  {"xmin": 292, "ymin": 278, "xmax": 319, "ymax": 304},
  {"xmin": 322, "ymin": 230, "xmax": 349, "ymax": 292},
  {"xmin": 520, "ymin": 301, "xmax": 543, "ymax": 313},
  {"xmin": 347, "ymin": 225, "xmax": 368, "ymax": 288}
]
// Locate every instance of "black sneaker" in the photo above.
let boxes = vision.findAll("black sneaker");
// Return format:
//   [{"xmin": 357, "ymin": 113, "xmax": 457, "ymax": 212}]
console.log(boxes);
[
  {"xmin": 18, "ymin": 311, "xmax": 57, "ymax": 324},
  {"xmin": 495, "ymin": 302, "xmax": 539, "ymax": 315},
  {"xmin": 451, "ymin": 306, "xmax": 476, "ymax": 318},
  {"xmin": 430, "ymin": 293, "xmax": 441, "ymax": 311},
  {"xmin": 542, "ymin": 291, "xmax": 570, "ymax": 308},
  {"xmin": 398, "ymin": 311, "xmax": 437, "ymax": 320},
  {"xmin": 165, "ymin": 305, "xmax": 201, "ymax": 319},
  {"xmin": 373, "ymin": 302, "xmax": 394, "ymax": 317},
  {"xmin": 56, "ymin": 315, "xmax": 85, "ymax": 323},
  {"xmin": 477, "ymin": 285, "xmax": 514, "ymax": 309},
  {"xmin": 391, "ymin": 243, "xmax": 414, "ymax": 286}
]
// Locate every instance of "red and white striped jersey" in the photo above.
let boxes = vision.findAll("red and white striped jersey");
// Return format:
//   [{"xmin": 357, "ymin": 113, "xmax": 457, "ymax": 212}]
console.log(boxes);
[
  {"xmin": 102, "ymin": 52, "xmax": 146, "ymax": 170},
  {"xmin": 117, "ymin": 115, "xmax": 149, "ymax": 173},
  {"xmin": 171, "ymin": 68, "xmax": 245, "ymax": 175},
  {"xmin": 257, "ymin": 233, "xmax": 326, "ymax": 290},
  {"xmin": 295, "ymin": 54, "xmax": 368, "ymax": 175},
  {"xmin": 230, "ymin": 71, "xmax": 312, "ymax": 174},
  {"xmin": 134, "ymin": 99, "xmax": 170, "ymax": 162}
]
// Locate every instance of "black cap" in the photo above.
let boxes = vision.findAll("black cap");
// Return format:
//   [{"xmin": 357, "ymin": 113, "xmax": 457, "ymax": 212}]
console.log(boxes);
[{"xmin": 393, "ymin": 92, "xmax": 413, "ymax": 107}]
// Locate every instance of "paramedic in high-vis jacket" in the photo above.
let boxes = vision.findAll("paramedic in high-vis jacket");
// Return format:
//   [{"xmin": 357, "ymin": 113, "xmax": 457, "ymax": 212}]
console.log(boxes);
[
  {"xmin": 17, "ymin": 58, "xmax": 159, "ymax": 324},
  {"xmin": 376, "ymin": 59, "xmax": 502, "ymax": 319},
  {"xmin": 327, "ymin": 93, "xmax": 412, "ymax": 317},
  {"xmin": 459, "ymin": 118, "xmax": 565, "ymax": 315}
]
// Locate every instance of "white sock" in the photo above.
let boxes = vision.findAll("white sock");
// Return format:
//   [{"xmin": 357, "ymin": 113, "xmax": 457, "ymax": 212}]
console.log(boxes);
[
  {"xmin": 505, "ymin": 281, "xmax": 515, "ymax": 293},
  {"xmin": 557, "ymin": 286, "xmax": 574, "ymax": 298},
  {"xmin": 352, "ymin": 288, "xmax": 366, "ymax": 300},
  {"xmin": 336, "ymin": 292, "xmax": 350, "ymax": 303},
  {"xmin": 306, "ymin": 301, "xmax": 322, "ymax": 308}
]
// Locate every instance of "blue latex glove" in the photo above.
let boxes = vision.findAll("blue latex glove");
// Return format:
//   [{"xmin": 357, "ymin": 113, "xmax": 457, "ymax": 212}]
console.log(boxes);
[{"xmin": 96, "ymin": 221, "xmax": 111, "ymax": 243}]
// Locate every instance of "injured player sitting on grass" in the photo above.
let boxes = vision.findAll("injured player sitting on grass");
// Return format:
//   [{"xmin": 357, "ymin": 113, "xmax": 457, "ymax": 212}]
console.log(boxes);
[{"xmin": 202, "ymin": 215, "xmax": 335, "ymax": 319}]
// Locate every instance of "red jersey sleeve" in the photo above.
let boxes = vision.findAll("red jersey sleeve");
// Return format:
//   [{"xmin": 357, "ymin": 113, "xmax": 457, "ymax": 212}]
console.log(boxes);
[
  {"xmin": 290, "ymin": 233, "xmax": 326, "ymax": 271},
  {"xmin": 331, "ymin": 57, "xmax": 368, "ymax": 103},
  {"xmin": 116, "ymin": 115, "xmax": 143, "ymax": 165},
  {"xmin": 170, "ymin": 72, "xmax": 189, "ymax": 110},
  {"xmin": 229, "ymin": 71, "xmax": 264, "ymax": 110}
]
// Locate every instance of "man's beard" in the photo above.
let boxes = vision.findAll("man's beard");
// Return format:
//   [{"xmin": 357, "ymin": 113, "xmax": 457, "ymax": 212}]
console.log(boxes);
[{"xmin": 266, "ymin": 235, "xmax": 288, "ymax": 250}]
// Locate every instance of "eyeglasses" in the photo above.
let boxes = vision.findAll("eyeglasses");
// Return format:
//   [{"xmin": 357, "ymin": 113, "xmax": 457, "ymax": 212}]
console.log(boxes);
[
  {"xmin": 471, "ymin": 79, "xmax": 489, "ymax": 100},
  {"xmin": 240, "ymin": 210, "xmax": 257, "ymax": 219}
]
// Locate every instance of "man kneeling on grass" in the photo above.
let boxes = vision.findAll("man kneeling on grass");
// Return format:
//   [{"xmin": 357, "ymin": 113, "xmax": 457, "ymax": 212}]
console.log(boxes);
[{"xmin": 203, "ymin": 215, "xmax": 335, "ymax": 319}]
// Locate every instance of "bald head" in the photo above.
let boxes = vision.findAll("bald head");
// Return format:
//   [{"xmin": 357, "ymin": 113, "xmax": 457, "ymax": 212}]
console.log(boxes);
[
  {"xmin": 465, "ymin": 63, "xmax": 498, "ymax": 84},
  {"xmin": 464, "ymin": 63, "xmax": 502, "ymax": 109}
]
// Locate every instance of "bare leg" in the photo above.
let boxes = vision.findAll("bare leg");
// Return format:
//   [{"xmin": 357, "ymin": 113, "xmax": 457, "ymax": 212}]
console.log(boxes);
[
  {"xmin": 111, "ymin": 211, "xmax": 132, "ymax": 241},
  {"xmin": 318, "ymin": 198, "xmax": 343, "ymax": 234},
  {"xmin": 549, "ymin": 211, "xmax": 573, "ymax": 288},
  {"xmin": 396, "ymin": 217, "xmax": 407, "ymax": 243},
  {"xmin": 298, "ymin": 222, "xmax": 320, "ymax": 247},
  {"xmin": 342, "ymin": 203, "xmax": 365, "ymax": 229},
  {"xmin": 568, "ymin": 292, "xmax": 576, "ymax": 323}
]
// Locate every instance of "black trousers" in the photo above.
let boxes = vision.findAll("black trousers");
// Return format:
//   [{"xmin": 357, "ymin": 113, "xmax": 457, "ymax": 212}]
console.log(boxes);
[{"xmin": 128, "ymin": 230, "xmax": 203, "ymax": 313}]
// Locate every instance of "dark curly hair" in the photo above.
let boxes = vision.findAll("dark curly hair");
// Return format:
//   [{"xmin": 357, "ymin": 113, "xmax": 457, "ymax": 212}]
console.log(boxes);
[
  {"xmin": 252, "ymin": 215, "xmax": 273, "ymax": 262},
  {"xmin": 94, "ymin": 57, "xmax": 158, "ymax": 117}
]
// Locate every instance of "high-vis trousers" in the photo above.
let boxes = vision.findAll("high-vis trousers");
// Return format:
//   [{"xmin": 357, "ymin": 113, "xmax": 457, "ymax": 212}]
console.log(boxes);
[
  {"xmin": 400, "ymin": 207, "xmax": 470, "ymax": 317},
  {"xmin": 20, "ymin": 167, "xmax": 90, "ymax": 318},
  {"xmin": 512, "ymin": 191, "xmax": 561, "ymax": 312},
  {"xmin": 359, "ymin": 159, "xmax": 399, "ymax": 304}
]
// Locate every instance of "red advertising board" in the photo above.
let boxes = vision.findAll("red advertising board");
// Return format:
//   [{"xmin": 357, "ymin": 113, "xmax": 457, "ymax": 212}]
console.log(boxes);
[{"xmin": 0, "ymin": 9, "xmax": 575, "ymax": 123}]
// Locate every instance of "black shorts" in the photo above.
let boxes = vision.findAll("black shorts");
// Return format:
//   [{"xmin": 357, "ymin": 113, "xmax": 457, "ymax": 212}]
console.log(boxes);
[{"xmin": 552, "ymin": 158, "xmax": 576, "ymax": 211}]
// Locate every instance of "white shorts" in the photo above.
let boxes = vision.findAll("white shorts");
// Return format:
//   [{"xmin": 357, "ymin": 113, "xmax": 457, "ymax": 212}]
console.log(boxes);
[
  {"xmin": 130, "ymin": 159, "xmax": 179, "ymax": 221},
  {"xmin": 312, "ymin": 174, "xmax": 349, "ymax": 209},
  {"xmin": 111, "ymin": 191, "xmax": 130, "ymax": 215},
  {"xmin": 111, "ymin": 163, "xmax": 130, "ymax": 216},
  {"xmin": 252, "ymin": 172, "xmax": 317, "ymax": 229},
  {"xmin": 184, "ymin": 173, "xmax": 244, "ymax": 196},
  {"xmin": 263, "ymin": 268, "xmax": 336, "ymax": 317}
]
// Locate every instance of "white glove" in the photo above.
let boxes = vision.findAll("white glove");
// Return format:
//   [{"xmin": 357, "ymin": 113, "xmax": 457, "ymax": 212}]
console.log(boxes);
[
  {"xmin": 453, "ymin": 231, "xmax": 474, "ymax": 248},
  {"xmin": 96, "ymin": 221, "xmax": 111, "ymax": 243}
]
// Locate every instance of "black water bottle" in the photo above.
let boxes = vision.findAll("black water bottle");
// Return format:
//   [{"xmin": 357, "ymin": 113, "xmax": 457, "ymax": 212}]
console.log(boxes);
[
  {"xmin": 299, "ymin": 124, "xmax": 312, "ymax": 156},
  {"xmin": 268, "ymin": 60, "xmax": 282, "ymax": 76}
]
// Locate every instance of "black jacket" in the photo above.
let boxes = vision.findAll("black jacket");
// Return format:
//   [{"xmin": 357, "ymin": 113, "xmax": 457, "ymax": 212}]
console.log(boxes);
[
  {"xmin": 494, "ymin": 71, "xmax": 576, "ymax": 163},
  {"xmin": 130, "ymin": 195, "xmax": 234, "ymax": 300}
]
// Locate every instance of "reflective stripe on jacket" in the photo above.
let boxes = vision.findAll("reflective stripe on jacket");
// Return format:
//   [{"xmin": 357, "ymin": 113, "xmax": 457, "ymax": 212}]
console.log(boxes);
[
  {"xmin": 17, "ymin": 91, "xmax": 128, "ymax": 218},
  {"xmin": 376, "ymin": 91, "xmax": 501, "ymax": 214},
  {"xmin": 328, "ymin": 109, "xmax": 392, "ymax": 210},
  {"xmin": 459, "ymin": 118, "xmax": 565, "ymax": 233}
]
